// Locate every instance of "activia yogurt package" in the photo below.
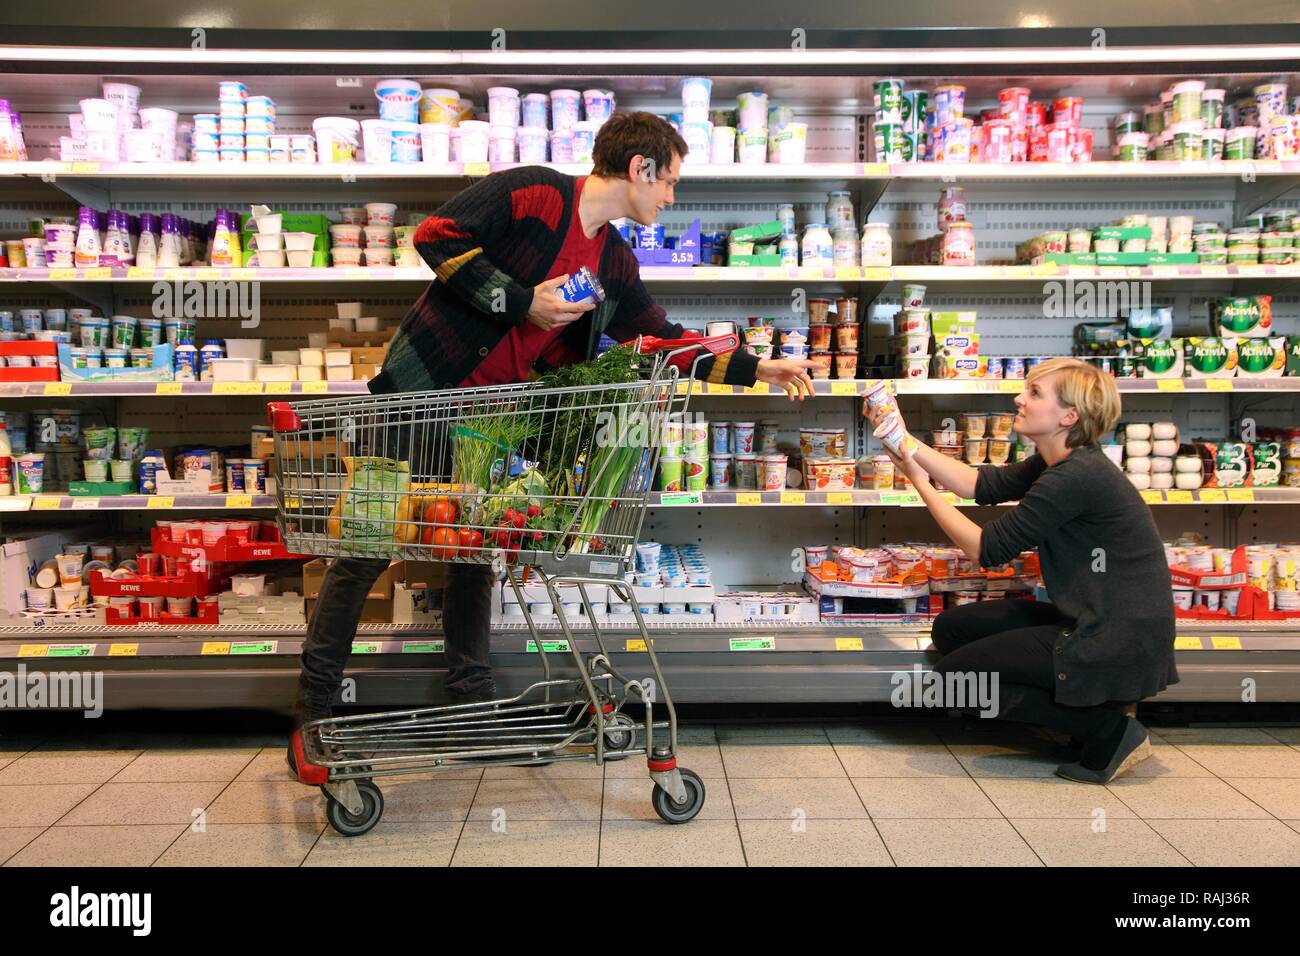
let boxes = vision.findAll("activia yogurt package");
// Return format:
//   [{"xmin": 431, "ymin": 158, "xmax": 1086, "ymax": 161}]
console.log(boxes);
[
  {"xmin": 1213, "ymin": 294, "xmax": 1273, "ymax": 338},
  {"xmin": 1184, "ymin": 337, "xmax": 1238, "ymax": 378},
  {"xmin": 1253, "ymin": 442, "xmax": 1282, "ymax": 487},
  {"xmin": 1235, "ymin": 337, "xmax": 1287, "ymax": 378},
  {"xmin": 1135, "ymin": 338, "xmax": 1184, "ymax": 378}
]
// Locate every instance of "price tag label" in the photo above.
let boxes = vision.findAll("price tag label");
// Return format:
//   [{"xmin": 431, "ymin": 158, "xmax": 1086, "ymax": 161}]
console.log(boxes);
[
  {"xmin": 1198, "ymin": 488, "xmax": 1226, "ymax": 502},
  {"xmin": 729, "ymin": 636, "xmax": 776, "ymax": 651},
  {"xmin": 230, "ymin": 641, "xmax": 277, "ymax": 655},
  {"xmin": 155, "ymin": 382, "xmax": 183, "ymax": 395},
  {"xmin": 1156, "ymin": 379, "xmax": 1185, "ymax": 392},
  {"xmin": 827, "ymin": 492, "xmax": 853, "ymax": 505},
  {"xmin": 706, "ymin": 383, "xmax": 734, "ymax": 394},
  {"xmin": 525, "ymin": 640, "xmax": 571, "ymax": 653},
  {"xmin": 1031, "ymin": 262, "xmax": 1059, "ymax": 276},
  {"xmin": 464, "ymin": 162, "xmax": 491, "ymax": 177},
  {"xmin": 70, "ymin": 162, "xmax": 100, "ymax": 174},
  {"xmin": 625, "ymin": 639, "xmax": 648, "ymax": 652},
  {"xmin": 744, "ymin": 382, "xmax": 771, "ymax": 394},
  {"xmin": 17, "ymin": 645, "xmax": 49, "ymax": 658},
  {"xmin": 1200, "ymin": 265, "xmax": 1227, "ymax": 276},
  {"xmin": 401, "ymin": 641, "xmax": 446, "ymax": 654},
  {"xmin": 108, "ymin": 644, "xmax": 139, "ymax": 657},
  {"xmin": 213, "ymin": 382, "xmax": 263, "ymax": 394},
  {"xmin": 1206, "ymin": 379, "xmax": 1233, "ymax": 391},
  {"xmin": 301, "ymin": 382, "xmax": 328, "ymax": 393},
  {"xmin": 1000, "ymin": 380, "xmax": 1024, "ymax": 392},
  {"xmin": 195, "ymin": 268, "xmax": 220, "ymax": 280},
  {"xmin": 48, "ymin": 644, "xmax": 94, "ymax": 658},
  {"xmin": 1227, "ymin": 488, "xmax": 1255, "ymax": 503},
  {"xmin": 735, "ymin": 492, "xmax": 762, "ymax": 505},
  {"xmin": 780, "ymin": 492, "xmax": 806, "ymax": 505},
  {"xmin": 1211, "ymin": 635, "xmax": 1244, "ymax": 650},
  {"xmin": 1152, "ymin": 265, "xmax": 1178, "ymax": 278},
  {"xmin": 231, "ymin": 268, "xmax": 258, "ymax": 280},
  {"xmin": 1140, "ymin": 490, "xmax": 1164, "ymax": 505},
  {"xmin": 200, "ymin": 642, "xmax": 231, "ymax": 656},
  {"xmin": 860, "ymin": 163, "xmax": 888, "ymax": 177},
  {"xmin": 660, "ymin": 491, "xmax": 703, "ymax": 506},
  {"xmin": 863, "ymin": 267, "xmax": 891, "ymax": 282},
  {"xmin": 83, "ymin": 267, "xmax": 111, "ymax": 280},
  {"xmin": 835, "ymin": 266, "xmax": 860, "ymax": 281},
  {"xmin": 835, "ymin": 637, "xmax": 864, "ymax": 651},
  {"xmin": 225, "ymin": 495, "xmax": 253, "ymax": 509},
  {"xmin": 265, "ymin": 382, "xmax": 292, "ymax": 393},
  {"xmin": 48, "ymin": 268, "xmax": 77, "ymax": 281},
  {"xmin": 163, "ymin": 268, "xmax": 186, "ymax": 280},
  {"xmin": 126, "ymin": 267, "xmax": 157, "ymax": 280},
  {"xmin": 831, "ymin": 381, "xmax": 859, "ymax": 395},
  {"xmin": 690, "ymin": 381, "xmax": 704, "ymax": 395},
  {"xmin": 72, "ymin": 498, "xmax": 99, "ymax": 510},
  {"xmin": 1173, "ymin": 636, "xmax": 1203, "ymax": 650},
  {"xmin": 32, "ymin": 497, "xmax": 63, "ymax": 510},
  {"xmin": 1166, "ymin": 490, "xmax": 1194, "ymax": 504},
  {"xmin": 351, "ymin": 642, "xmax": 380, "ymax": 655},
  {"xmin": 149, "ymin": 496, "xmax": 175, "ymax": 509},
  {"xmin": 43, "ymin": 382, "xmax": 72, "ymax": 395}
]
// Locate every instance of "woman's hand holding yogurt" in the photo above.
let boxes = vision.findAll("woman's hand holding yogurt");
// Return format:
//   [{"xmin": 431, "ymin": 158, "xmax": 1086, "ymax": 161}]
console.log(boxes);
[{"xmin": 526, "ymin": 274, "xmax": 596, "ymax": 331}]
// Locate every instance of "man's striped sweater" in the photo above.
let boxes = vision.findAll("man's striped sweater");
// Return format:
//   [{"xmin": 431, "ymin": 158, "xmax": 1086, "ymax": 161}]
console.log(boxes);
[{"xmin": 368, "ymin": 165, "xmax": 760, "ymax": 395}]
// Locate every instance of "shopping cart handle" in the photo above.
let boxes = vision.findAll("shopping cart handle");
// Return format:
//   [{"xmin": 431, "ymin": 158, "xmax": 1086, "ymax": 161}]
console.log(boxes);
[
  {"xmin": 268, "ymin": 402, "xmax": 302, "ymax": 433},
  {"xmin": 636, "ymin": 333, "xmax": 739, "ymax": 357}
]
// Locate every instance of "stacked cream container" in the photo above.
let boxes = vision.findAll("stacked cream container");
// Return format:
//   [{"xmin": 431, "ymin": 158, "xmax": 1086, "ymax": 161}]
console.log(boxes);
[{"xmin": 1124, "ymin": 422, "xmax": 1189, "ymax": 491}]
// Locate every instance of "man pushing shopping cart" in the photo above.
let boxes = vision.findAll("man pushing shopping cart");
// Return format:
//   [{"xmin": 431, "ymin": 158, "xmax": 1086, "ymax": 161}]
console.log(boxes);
[{"xmin": 286, "ymin": 113, "xmax": 815, "ymax": 776}]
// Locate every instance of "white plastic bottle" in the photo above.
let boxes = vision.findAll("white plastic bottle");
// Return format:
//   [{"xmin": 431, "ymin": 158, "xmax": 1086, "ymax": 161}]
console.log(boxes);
[{"xmin": 0, "ymin": 422, "xmax": 12, "ymax": 496}]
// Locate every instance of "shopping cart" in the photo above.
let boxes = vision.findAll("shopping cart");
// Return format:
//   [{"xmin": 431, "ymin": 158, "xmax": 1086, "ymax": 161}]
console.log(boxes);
[{"xmin": 268, "ymin": 333, "xmax": 738, "ymax": 836}]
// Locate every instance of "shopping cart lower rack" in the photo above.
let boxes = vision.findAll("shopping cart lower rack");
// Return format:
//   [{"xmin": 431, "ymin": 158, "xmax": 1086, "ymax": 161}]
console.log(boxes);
[{"xmin": 271, "ymin": 334, "xmax": 737, "ymax": 836}]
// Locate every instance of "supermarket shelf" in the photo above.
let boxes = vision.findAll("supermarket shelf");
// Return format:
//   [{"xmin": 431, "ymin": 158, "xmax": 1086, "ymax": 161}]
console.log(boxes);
[
  {"xmin": 4, "ymin": 159, "xmax": 1298, "ymax": 184},
  {"xmin": 684, "ymin": 378, "xmax": 1300, "ymax": 398},
  {"xmin": 647, "ymin": 488, "xmax": 1300, "ymax": 508},
  {"xmin": 0, "ymin": 494, "xmax": 276, "ymax": 512},
  {"xmin": 0, "ymin": 380, "xmax": 370, "ymax": 398},
  {"xmin": 4, "ymin": 264, "xmax": 1298, "ymax": 285}
]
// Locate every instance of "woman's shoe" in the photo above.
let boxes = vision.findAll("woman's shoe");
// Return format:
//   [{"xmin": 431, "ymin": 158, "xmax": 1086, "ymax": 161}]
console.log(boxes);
[{"xmin": 1054, "ymin": 717, "xmax": 1151, "ymax": 784}]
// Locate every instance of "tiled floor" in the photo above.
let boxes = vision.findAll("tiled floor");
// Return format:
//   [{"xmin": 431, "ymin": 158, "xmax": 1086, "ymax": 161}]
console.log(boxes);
[{"xmin": 2, "ymin": 721, "xmax": 1299, "ymax": 866}]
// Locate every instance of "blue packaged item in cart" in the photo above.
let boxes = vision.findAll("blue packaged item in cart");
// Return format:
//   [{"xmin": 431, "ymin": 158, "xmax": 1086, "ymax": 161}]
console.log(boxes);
[
  {"xmin": 636, "ymin": 223, "xmax": 665, "ymax": 250},
  {"xmin": 559, "ymin": 266, "xmax": 606, "ymax": 305}
]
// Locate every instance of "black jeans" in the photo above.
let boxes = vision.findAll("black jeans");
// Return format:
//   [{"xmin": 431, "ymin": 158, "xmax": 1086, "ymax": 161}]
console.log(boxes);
[{"xmin": 930, "ymin": 599, "xmax": 1130, "ymax": 744}]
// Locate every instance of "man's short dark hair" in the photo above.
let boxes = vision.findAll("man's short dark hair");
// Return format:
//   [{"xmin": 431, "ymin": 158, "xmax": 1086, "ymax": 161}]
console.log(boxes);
[{"xmin": 591, "ymin": 111, "xmax": 688, "ymax": 180}]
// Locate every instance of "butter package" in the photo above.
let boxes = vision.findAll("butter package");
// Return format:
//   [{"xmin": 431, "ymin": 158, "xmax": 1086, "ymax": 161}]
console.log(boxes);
[
  {"xmin": 932, "ymin": 332, "xmax": 981, "ymax": 359},
  {"xmin": 933, "ymin": 355, "xmax": 988, "ymax": 379},
  {"xmin": 1135, "ymin": 338, "xmax": 1184, "ymax": 379},
  {"xmin": 1213, "ymin": 295, "xmax": 1273, "ymax": 339},
  {"xmin": 1184, "ymin": 337, "xmax": 1237, "ymax": 378},
  {"xmin": 928, "ymin": 311, "xmax": 977, "ymax": 338},
  {"xmin": 1235, "ymin": 336, "xmax": 1287, "ymax": 378}
]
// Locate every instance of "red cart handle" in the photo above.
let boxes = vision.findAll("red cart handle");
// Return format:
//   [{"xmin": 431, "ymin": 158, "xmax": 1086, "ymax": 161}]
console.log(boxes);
[
  {"xmin": 268, "ymin": 402, "xmax": 302, "ymax": 433},
  {"xmin": 636, "ymin": 333, "xmax": 739, "ymax": 357}
]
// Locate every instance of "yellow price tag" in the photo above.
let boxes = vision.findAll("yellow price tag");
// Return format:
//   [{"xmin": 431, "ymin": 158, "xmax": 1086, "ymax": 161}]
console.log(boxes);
[
  {"xmin": 827, "ymin": 492, "xmax": 853, "ymax": 505},
  {"xmin": 1000, "ymin": 380, "xmax": 1024, "ymax": 392},
  {"xmin": 1173, "ymin": 636, "xmax": 1203, "ymax": 650},
  {"xmin": 48, "ymin": 268, "xmax": 77, "ymax": 280},
  {"xmin": 155, "ymin": 382, "xmax": 183, "ymax": 395},
  {"xmin": 1205, "ymin": 379, "xmax": 1234, "ymax": 391},
  {"xmin": 345, "ymin": 268, "xmax": 369, "ymax": 279},
  {"xmin": 1140, "ymin": 490, "xmax": 1164, "ymax": 504},
  {"xmin": 863, "ymin": 267, "xmax": 891, "ymax": 282},
  {"xmin": 201, "ymin": 642, "xmax": 231, "ymax": 656},
  {"xmin": 43, "ymin": 382, "xmax": 72, "ymax": 395},
  {"xmin": 225, "ymin": 495, "xmax": 253, "ymax": 509},
  {"xmin": 860, "ymin": 163, "xmax": 888, "ymax": 176},
  {"xmin": 1165, "ymin": 490, "xmax": 1194, "ymax": 504},
  {"xmin": 1200, "ymin": 265, "xmax": 1227, "ymax": 276},
  {"xmin": 163, "ymin": 268, "xmax": 186, "ymax": 280},
  {"xmin": 1152, "ymin": 265, "xmax": 1178, "ymax": 278},
  {"xmin": 17, "ymin": 645, "xmax": 49, "ymax": 658},
  {"xmin": 70, "ymin": 161, "xmax": 100, "ymax": 174},
  {"xmin": 264, "ymin": 382, "xmax": 292, "ymax": 393},
  {"xmin": 195, "ymin": 268, "xmax": 220, "ymax": 280},
  {"xmin": 690, "ymin": 381, "xmax": 704, "ymax": 395},
  {"xmin": 213, "ymin": 382, "xmax": 263, "ymax": 394},
  {"xmin": 148, "ymin": 496, "xmax": 175, "ymax": 509},
  {"xmin": 780, "ymin": 492, "xmax": 806, "ymax": 505},
  {"xmin": 835, "ymin": 267, "xmax": 860, "ymax": 281},
  {"xmin": 1211, "ymin": 636, "xmax": 1243, "ymax": 650},
  {"xmin": 1156, "ymin": 379, "xmax": 1185, "ymax": 392},
  {"xmin": 126, "ymin": 267, "xmax": 156, "ymax": 279},
  {"xmin": 1032, "ymin": 262, "xmax": 1059, "ymax": 276},
  {"xmin": 744, "ymin": 382, "xmax": 771, "ymax": 394},
  {"xmin": 831, "ymin": 381, "xmax": 858, "ymax": 395},
  {"xmin": 1227, "ymin": 488, "xmax": 1255, "ymax": 503},
  {"xmin": 231, "ymin": 268, "xmax": 258, "ymax": 280},
  {"xmin": 301, "ymin": 381, "xmax": 328, "ymax": 393},
  {"xmin": 108, "ymin": 644, "xmax": 139, "ymax": 657},
  {"xmin": 32, "ymin": 497, "xmax": 63, "ymax": 510},
  {"xmin": 464, "ymin": 162, "xmax": 490, "ymax": 176},
  {"xmin": 835, "ymin": 637, "xmax": 864, "ymax": 651},
  {"xmin": 625, "ymin": 639, "xmax": 648, "ymax": 653},
  {"xmin": 1198, "ymin": 488, "xmax": 1226, "ymax": 502},
  {"xmin": 706, "ymin": 383, "xmax": 733, "ymax": 394},
  {"xmin": 736, "ymin": 492, "xmax": 762, "ymax": 505},
  {"xmin": 83, "ymin": 267, "xmax": 111, "ymax": 279}
]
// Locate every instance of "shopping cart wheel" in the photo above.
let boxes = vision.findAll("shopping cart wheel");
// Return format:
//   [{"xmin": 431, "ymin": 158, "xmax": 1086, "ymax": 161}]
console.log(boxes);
[
  {"xmin": 651, "ymin": 769, "xmax": 705, "ymax": 824},
  {"xmin": 602, "ymin": 714, "xmax": 637, "ymax": 759},
  {"xmin": 325, "ymin": 781, "xmax": 384, "ymax": 837}
]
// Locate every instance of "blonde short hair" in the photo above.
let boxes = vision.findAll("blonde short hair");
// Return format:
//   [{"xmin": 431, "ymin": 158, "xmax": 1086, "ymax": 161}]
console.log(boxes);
[{"xmin": 1024, "ymin": 357, "xmax": 1121, "ymax": 447}]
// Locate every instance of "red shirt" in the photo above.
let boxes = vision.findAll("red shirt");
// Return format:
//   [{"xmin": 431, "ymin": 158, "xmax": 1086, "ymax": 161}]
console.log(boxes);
[{"xmin": 461, "ymin": 176, "xmax": 606, "ymax": 387}]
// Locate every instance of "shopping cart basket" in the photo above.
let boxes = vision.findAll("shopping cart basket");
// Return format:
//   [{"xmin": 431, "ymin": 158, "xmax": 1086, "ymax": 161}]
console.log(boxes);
[{"xmin": 269, "ymin": 333, "xmax": 738, "ymax": 836}]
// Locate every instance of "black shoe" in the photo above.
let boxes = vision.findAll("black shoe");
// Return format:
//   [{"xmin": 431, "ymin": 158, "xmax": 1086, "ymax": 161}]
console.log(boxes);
[
  {"xmin": 446, "ymin": 683, "xmax": 500, "ymax": 706},
  {"xmin": 1055, "ymin": 718, "xmax": 1152, "ymax": 784}
]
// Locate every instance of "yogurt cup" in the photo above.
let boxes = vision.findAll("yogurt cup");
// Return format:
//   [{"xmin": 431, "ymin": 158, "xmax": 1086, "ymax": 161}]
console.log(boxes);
[
  {"xmin": 658, "ymin": 456, "xmax": 683, "ymax": 492},
  {"xmin": 313, "ymin": 117, "xmax": 360, "ymax": 164},
  {"xmin": 390, "ymin": 122, "xmax": 421, "ymax": 163},
  {"xmin": 516, "ymin": 126, "xmax": 548, "ymax": 163},
  {"xmin": 901, "ymin": 355, "xmax": 930, "ymax": 379},
  {"xmin": 489, "ymin": 126, "xmax": 517, "ymax": 163},
  {"xmin": 458, "ymin": 120, "xmax": 490, "ymax": 163},
  {"xmin": 487, "ymin": 87, "xmax": 521, "ymax": 127},
  {"xmin": 834, "ymin": 352, "xmax": 858, "ymax": 379},
  {"xmin": 550, "ymin": 89, "xmax": 582, "ymax": 131},
  {"xmin": 15, "ymin": 453, "xmax": 44, "ymax": 493},
  {"xmin": 757, "ymin": 454, "xmax": 789, "ymax": 491},
  {"xmin": 330, "ymin": 224, "xmax": 362, "ymax": 247},
  {"xmin": 360, "ymin": 119, "xmax": 392, "ymax": 163},
  {"xmin": 375, "ymin": 78, "xmax": 421, "ymax": 124}
]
